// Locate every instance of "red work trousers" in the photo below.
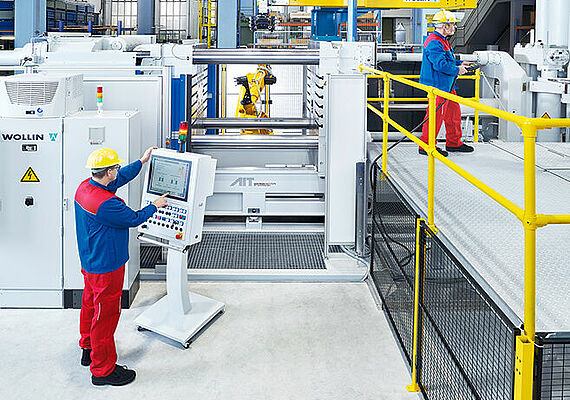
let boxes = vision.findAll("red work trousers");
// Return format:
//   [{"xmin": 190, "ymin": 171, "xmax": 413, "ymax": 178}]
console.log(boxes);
[
  {"xmin": 420, "ymin": 90, "xmax": 464, "ymax": 148},
  {"xmin": 79, "ymin": 265, "xmax": 124, "ymax": 377}
]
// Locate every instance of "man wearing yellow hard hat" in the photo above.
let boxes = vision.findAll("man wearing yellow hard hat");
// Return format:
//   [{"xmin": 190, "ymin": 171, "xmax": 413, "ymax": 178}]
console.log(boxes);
[
  {"xmin": 74, "ymin": 146, "xmax": 167, "ymax": 386},
  {"xmin": 419, "ymin": 8, "xmax": 474, "ymax": 156}
]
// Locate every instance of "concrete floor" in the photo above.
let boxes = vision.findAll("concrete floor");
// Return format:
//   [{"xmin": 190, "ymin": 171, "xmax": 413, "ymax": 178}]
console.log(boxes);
[{"xmin": 0, "ymin": 282, "xmax": 418, "ymax": 400}]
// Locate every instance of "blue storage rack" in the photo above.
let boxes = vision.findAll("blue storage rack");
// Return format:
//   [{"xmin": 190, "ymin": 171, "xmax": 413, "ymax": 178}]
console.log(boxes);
[
  {"xmin": 0, "ymin": 0, "xmax": 13, "ymax": 37},
  {"xmin": 46, "ymin": 1, "xmax": 100, "ymax": 32}
]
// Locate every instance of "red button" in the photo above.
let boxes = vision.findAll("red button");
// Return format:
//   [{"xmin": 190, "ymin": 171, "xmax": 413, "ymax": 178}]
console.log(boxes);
[{"xmin": 176, "ymin": 233, "xmax": 182, "ymax": 239}]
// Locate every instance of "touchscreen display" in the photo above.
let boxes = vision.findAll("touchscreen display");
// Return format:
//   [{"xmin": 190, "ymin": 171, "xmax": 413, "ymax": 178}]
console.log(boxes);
[{"xmin": 148, "ymin": 156, "xmax": 192, "ymax": 201}]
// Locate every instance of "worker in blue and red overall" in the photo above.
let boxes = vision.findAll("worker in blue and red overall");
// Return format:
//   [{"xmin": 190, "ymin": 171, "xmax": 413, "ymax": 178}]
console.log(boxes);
[
  {"xmin": 75, "ymin": 147, "xmax": 167, "ymax": 386},
  {"xmin": 419, "ymin": 9, "xmax": 474, "ymax": 156}
]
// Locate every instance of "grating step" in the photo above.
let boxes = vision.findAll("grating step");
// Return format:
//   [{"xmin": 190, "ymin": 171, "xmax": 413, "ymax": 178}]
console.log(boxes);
[{"xmin": 186, "ymin": 232, "xmax": 327, "ymax": 270}]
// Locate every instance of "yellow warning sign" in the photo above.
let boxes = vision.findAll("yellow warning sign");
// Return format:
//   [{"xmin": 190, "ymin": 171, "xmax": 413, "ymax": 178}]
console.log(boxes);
[
  {"xmin": 20, "ymin": 167, "xmax": 40, "ymax": 183},
  {"xmin": 541, "ymin": 112, "xmax": 551, "ymax": 119}
]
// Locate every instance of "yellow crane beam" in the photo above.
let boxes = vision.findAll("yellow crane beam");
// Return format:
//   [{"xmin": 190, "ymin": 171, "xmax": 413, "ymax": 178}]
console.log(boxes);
[{"xmin": 287, "ymin": 0, "xmax": 476, "ymax": 9}]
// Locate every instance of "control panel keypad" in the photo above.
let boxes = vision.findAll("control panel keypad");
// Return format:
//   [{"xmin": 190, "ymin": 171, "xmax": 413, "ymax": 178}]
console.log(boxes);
[{"xmin": 143, "ymin": 200, "xmax": 189, "ymax": 235}]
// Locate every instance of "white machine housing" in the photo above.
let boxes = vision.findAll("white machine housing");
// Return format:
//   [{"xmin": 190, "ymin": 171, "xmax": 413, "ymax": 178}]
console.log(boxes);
[
  {"xmin": 63, "ymin": 111, "xmax": 142, "ymax": 294},
  {"xmin": 475, "ymin": 51, "xmax": 533, "ymax": 141},
  {"xmin": 139, "ymin": 149, "xmax": 217, "ymax": 247},
  {"xmin": 0, "ymin": 70, "xmax": 143, "ymax": 308},
  {"xmin": 0, "ymin": 71, "xmax": 83, "ymax": 118}
]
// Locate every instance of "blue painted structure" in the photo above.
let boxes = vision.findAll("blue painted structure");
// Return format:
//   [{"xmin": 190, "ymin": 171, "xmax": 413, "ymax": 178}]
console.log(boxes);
[
  {"xmin": 347, "ymin": 0, "xmax": 357, "ymax": 41},
  {"xmin": 311, "ymin": 7, "xmax": 379, "ymax": 42},
  {"xmin": 169, "ymin": 75, "xmax": 187, "ymax": 150},
  {"xmin": 206, "ymin": 64, "xmax": 217, "ymax": 135},
  {"xmin": 137, "ymin": 0, "xmax": 154, "ymax": 35},
  {"xmin": 0, "ymin": 1, "xmax": 14, "ymax": 38},
  {"xmin": 46, "ymin": 1, "xmax": 98, "ymax": 34},
  {"xmin": 241, "ymin": 0, "xmax": 254, "ymax": 17},
  {"xmin": 15, "ymin": 0, "xmax": 46, "ymax": 47},
  {"xmin": 218, "ymin": 0, "xmax": 239, "ymax": 48},
  {"xmin": 311, "ymin": 8, "xmax": 346, "ymax": 41}
]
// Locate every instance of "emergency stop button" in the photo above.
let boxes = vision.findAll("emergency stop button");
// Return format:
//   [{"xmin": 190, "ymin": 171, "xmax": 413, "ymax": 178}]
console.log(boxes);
[{"xmin": 176, "ymin": 233, "xmax": 183, "ymax": 240}]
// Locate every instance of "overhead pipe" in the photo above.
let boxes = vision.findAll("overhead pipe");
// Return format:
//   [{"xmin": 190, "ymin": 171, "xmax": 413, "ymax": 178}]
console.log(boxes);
[{"xmin": 193, "ymin": 49, "xmax": 320, "ymax": 65}]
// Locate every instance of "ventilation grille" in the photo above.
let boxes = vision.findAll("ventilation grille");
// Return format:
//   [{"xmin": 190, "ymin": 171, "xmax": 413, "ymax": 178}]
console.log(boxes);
[
  {"xmin": 70, "ymin": 75, "xmax": 83, "ymax": 99},
  {"xmin": 5, "ymin": 81, "xmax": 59, "ymax": 106}
]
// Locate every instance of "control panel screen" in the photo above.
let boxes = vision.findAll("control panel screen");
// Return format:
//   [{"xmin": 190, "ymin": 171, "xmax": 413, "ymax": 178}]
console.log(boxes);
[{"xmin": 147, "ymin": 156, "xmax": 192, "ymax": 201}]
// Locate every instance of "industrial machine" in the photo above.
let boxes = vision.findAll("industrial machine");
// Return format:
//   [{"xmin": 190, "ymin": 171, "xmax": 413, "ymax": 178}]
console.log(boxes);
[
  {"xmin": 190, "ymin": 41, "xmax": 372, "ymax": 280},
  {"xmin": 0, "ymin": 35, "xmax": 375, "ymax": 283},
  {"xmin": 513, "ymin": 0, "xmax": 570, "ymax": 142},
  {"xmin": 136, "ymin": 149, "xmax": 223, "ymax": 348},
  {"xmin": 0, "ymin": 69, "xmax": 142, "ymax": 308}
]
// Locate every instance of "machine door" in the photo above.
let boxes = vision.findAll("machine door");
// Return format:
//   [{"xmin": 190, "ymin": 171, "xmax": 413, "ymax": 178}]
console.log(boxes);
[
  {"xmin": 0, "ymin": 119, "xmax": 63, "ymax": 291},
  {"xmin": 62, "ymin": 112, "xmax": 140, "ymax": 290}
]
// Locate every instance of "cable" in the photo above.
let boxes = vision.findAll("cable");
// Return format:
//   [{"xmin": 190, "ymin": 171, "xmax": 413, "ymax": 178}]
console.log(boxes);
[
  {"xmin": 340, "ymin": 245, "xmax": 370, "ymax": 279},
  {"xmin": 480, "ymin": 71, "xmax": 508, "ymax": 111},
  {"xmin": 171, "ymin": 43, "xmax": 189, "ymax": 61}
]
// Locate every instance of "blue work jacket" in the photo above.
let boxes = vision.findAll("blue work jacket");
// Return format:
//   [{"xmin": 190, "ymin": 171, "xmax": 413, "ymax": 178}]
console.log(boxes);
[
  {"xmin": 419, "ymin": 31, "xmax": 463, "ymax": 92},
  {"xmin": 74, "ymin": 160, "xmax": 156, "ymax": 274}
]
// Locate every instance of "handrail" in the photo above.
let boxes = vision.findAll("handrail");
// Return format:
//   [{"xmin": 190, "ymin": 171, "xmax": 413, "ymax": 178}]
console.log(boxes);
[
  {"xmin": 366, "ymin": 69, "xmax": 481, "ymax": 141},
  {"xmin": 360, "ymin": 64, "xmax": 570, "ymax": 400}
]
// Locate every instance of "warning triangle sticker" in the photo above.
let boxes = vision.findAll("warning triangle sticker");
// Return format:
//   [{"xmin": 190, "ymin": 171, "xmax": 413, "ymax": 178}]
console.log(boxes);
[
  {"xmin": 20, "ymin": 167, "xmax": 40, "ymax": 183},
  {"xmin": 541, "ymin": 112, "xmax": 551, "ymax": 119}
]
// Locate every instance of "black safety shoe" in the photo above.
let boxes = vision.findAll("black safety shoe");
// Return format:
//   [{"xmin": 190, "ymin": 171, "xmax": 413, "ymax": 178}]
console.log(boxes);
[
  {"xmin": 446, "ymin": 144, "xmax": 474, "ymax": 153},
  {"xmin": 81, "ymin": 348, "xmax": 92, "ymax": 367},
  {"xmin": 92, "ymin": 365, "xmax": 136, "ymax": 386},
  {"xmin": 418, "ymin": 147, "xmax": 448, "ymax": 157}
]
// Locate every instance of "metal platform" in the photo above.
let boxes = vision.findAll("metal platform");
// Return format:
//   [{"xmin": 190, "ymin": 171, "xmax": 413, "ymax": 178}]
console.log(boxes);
[
  {"xmin": 140, "ymin": 232, "xmax": 367, "ymax": 282},
  {"xmin": 369, "ymin": 141, "xmax": 570, "ymax": 332}
]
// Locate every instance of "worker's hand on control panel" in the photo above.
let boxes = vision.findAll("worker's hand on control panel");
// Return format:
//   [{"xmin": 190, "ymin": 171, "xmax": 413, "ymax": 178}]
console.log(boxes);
[
  {"xmin": 140, "ymin": 146, "xmax": 158, "ymax": 164},
  {"xmin": 458, "ymin": 65, "xmax": 468, "ymax": 76},
  {"xmin": 152, "ymin": 193, "xmax": 168, "ymax": 208}
]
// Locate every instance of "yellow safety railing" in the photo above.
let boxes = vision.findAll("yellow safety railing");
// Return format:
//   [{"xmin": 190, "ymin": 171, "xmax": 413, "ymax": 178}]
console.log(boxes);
[
  {"xmin": 360, "ymin": 64, "xmax": 570, "ymax": 400},
  {"xmin": 366, "ymin": 71, "xmax": 481, "ymax": 142},
  {"xmin": 197, "ymin": 0, "xmax": 216, "ymax": 48}
]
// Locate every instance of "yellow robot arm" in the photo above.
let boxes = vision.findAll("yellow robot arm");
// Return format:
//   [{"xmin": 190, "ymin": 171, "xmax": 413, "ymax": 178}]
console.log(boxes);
[{"xmin": 234, "ymin": 65, "xmax": 276, "ymax": 134}]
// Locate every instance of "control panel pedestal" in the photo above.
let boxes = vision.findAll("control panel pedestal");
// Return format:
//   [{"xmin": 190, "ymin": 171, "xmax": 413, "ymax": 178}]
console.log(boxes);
[{"xmin": 134, "ymin": 243, "xmax": 224, "ymax": 348}]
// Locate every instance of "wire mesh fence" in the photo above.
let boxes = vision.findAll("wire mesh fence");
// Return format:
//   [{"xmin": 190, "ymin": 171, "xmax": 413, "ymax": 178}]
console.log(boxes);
[
  {"xmin": 370, "ymin": 165, "xmax": 519, "ymax": 399},
  {"xmin": 370, "ymin": 168, "xmax": 418, "ymax": 364},
  {"xmin": 536, "ymin": 336, "xmax": 570, "ymax": 400},
  {"xmin": 420, "ymin": 224, "xmax": 518, "ymax": 400}
]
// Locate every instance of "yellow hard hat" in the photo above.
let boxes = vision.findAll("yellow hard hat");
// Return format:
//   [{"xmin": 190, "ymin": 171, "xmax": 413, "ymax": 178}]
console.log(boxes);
[
  {"xmin": 85, "ymin": 148, "xmax": 124, "ymax": 169},
  {"xmin": 432, "ymin": 9, "xmax": 462, "ymax": 24}
]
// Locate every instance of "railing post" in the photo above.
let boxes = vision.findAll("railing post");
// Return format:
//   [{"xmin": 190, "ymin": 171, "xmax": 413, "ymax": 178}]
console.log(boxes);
[
  {"xmin": 427, "ymin": 91, "xmax": 436, "ymax": 228},
  {"xmin": 382, "ymin": 75, "xmax": 389, "ymax": 175},
  {"xmin": 514, "ymin": 122, "xmax": 538, "ymax": 400},
  {"xmin": 522, "ymin": 122, "xmax": 537, "ymax": 343},
  {"xmin": 474, "ymin": 69, "xmax": 481, "ymax": 143},
  {"xmin": 407, "ymin": 218, "xmax": 424, "ymax": 393}
]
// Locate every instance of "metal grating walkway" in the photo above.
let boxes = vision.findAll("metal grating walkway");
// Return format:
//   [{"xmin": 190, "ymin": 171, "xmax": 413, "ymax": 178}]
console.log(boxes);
[
  {"xmin": 186, "ymin": 232, "xmax": 327, "ymax": 270},
  {"xmin": 369, "ymin": 141, "xmax": 570, "ymax": 332}
]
